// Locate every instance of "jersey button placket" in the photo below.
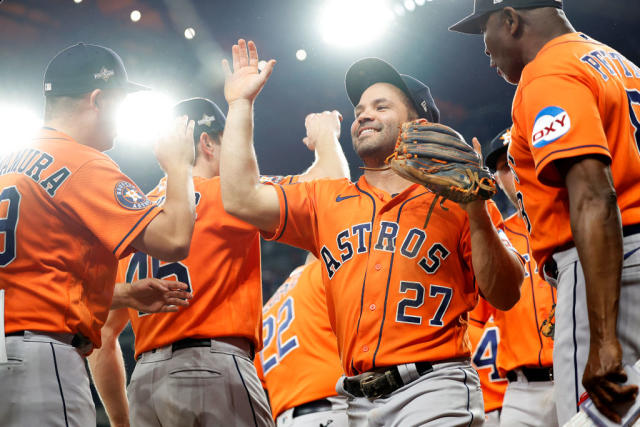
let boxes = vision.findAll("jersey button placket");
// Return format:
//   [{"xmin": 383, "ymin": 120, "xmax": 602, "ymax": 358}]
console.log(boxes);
[
  {"xmin": 369, "ymin": 303, "xmax": 376, "ymax": 311},
  {"xmin": 362, "ymin": 345, "xmax": 369, "ymax": 352}
]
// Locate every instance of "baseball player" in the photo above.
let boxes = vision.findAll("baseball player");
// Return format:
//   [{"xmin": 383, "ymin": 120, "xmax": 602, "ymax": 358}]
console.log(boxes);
[
  {"xmin": 219, "ymin": 39, "xmax": 524, "ymax": 425},
  {"xmin": 257, "ymin": 255, "xmax": 348, "ymax": 427},
  {"xmin": 468, "ymin": 299, "xmax": 507, "ymax": 427},
  {"xmin": 88, "ymin": 98, "xmax": 350, "ymax": 427},
  {"xmin": 0, "ymin": 43, "xmax": 196, "ymax": 426},
  {"xmin": 451, "ymin": 1, "xmax": 640, "ymax": 423},
  {"xmin": 474, "ymin": 127, "xmax": 558, "ymax": 426}
]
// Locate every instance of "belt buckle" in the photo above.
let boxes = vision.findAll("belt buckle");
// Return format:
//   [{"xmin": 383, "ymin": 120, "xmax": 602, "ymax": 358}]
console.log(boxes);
[{"xmin": 360, "ymin": 371, "xmax": 399, "ymax": 399}]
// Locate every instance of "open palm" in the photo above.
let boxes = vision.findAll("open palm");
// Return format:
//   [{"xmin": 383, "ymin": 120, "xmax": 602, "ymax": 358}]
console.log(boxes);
[{"xmin": 222, "ymin": 39, "xmax": 276, "ymax": 104}]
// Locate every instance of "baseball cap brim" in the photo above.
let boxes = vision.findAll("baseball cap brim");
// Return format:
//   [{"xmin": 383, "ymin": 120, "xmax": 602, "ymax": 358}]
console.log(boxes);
[
  {"xmin": 126, "ymin": 80, "xmax": 151, "ymax": 93},
  {"xmin": 346, "ymin": 58, "xmax": 413, "ymax": 109},
  {"xmin": 449, "ymin": 12, "xmax": 488, "ymax": 34}
]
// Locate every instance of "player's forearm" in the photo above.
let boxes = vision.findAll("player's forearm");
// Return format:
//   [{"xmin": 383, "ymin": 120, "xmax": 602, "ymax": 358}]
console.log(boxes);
[
  {"xmin": 467, "ymin": 201, "xmax": 523, "ymax": 310},
  {"xmin": 220, "ymin": 100, "xmax": 264, "ymax": 215},
  {"xmin": 87, "ymin": 316, "xmax": 130, "ymax": 426},
  {"xmin": 300, "ymin": 131, "xmax": 350, "ymax": 182},
  {"xmin": 570, "ymin": 185, "xmax": 622, "ymax": 346},
  {"xmin": 110, "ymin": 282, "xmax": 131, "ymax": 310},
  {"xmin": 136, "ymin": 165, "xmax": 195, "ymax": 261}
]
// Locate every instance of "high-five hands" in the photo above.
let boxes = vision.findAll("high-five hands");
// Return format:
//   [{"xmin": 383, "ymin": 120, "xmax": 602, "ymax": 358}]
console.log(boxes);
[{"xmin": 222, "ymin": 39, "xmax": 276, "ymax": 104}]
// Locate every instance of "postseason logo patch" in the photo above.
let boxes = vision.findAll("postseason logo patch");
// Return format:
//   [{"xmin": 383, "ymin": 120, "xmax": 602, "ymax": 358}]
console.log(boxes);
[
  {"xmin": 531, "ymin": 106, "xmax": 571, "ymax": 148},
  {"xmin": 114, "ymin": 181, "xmax": 151, "ymax": 210}
]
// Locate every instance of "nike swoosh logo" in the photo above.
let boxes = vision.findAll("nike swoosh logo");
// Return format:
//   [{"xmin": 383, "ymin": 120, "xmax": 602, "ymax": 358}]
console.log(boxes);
[
  {"xmin": 336, "ymin": 195, "xmax": 359, "ymax": 202},
  {"xmin": 624, "ymin": 246, "xmax": 640, "ymax": 261}
]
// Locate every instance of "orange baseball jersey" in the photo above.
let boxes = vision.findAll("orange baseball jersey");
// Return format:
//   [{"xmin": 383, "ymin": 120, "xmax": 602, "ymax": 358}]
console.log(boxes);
[
  {"xmin": 265, "ymin": 175, "xmax": 510, "ymax": 376},
  {"xmin": 257, "ymin": 260, "xmax": 344, "ymax": 419},
  {"xmin": 0, "ymin": 128, "xmax": 160, "ymax": 346},
  {"xmin": 508, "ymin": 32, "xmax": 640, "ymax": 268},
  {"xmin": 120, "ymin": 175, "xmax": 297, "ymax": 358},
  {"xmin": 469, "ymin": 299, "xmax": 507, "ymax": 413}
]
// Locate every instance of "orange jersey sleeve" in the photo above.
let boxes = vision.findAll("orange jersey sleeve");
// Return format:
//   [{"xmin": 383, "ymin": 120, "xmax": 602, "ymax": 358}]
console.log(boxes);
[
  {"xmin": 0, "ymin": 129, "xmax": 160, "ymax": 346},
  {"xmin": 468, "ymin": 302, "xmax": 507, "ymax": 413},
  {"xmin": 492, "ymin": 214, "xmax": 556, "ymax": 374},
  {"xmin": 509, "ymin": 32, "xmax": 640, "ymax": 267},
  {"xmin": 258, "ymin": 260, "xmax": 344, "ymax": 419},
  {"xmin": 122, "ymin": 176, "xmax": 264, "ymax": 358},
  {"xmin": 265, "ymin": 176, "xmax": 478, "ymax": 376}
]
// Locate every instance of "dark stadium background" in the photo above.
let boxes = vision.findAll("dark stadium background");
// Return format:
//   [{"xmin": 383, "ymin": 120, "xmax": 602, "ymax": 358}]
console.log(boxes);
[{"xmin": 1, "ymin": 0, "xmax": 638, "ymax": 424}]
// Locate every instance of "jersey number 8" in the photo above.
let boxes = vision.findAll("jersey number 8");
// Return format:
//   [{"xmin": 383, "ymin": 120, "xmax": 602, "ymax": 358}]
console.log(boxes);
[{"xmin": 0, "ymin": 186, "xmax": 21, "ymax": 267}]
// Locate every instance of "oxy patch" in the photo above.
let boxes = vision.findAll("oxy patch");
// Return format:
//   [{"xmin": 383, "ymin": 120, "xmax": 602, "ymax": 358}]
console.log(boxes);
[{"xmin": 531, "ymin": 106, "xmax": 571, "ymax": 148}]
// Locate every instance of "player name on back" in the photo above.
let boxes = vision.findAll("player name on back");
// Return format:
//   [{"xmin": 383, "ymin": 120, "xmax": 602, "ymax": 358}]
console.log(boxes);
[{"xmin": 0, "ymin": 148, "xmax": 71, "ymax": 197}]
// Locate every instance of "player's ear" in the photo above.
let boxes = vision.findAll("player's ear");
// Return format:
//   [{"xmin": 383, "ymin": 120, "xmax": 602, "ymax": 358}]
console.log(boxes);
[
  {"xmin": 89, "ymin": 89, "xmax": 102, "ymax": 111},
  {"xmin": 199, "ymin": 132, "xmax": 215, "ymax": 157},
  {"xmin": 502, "ymin": 7, "xmax": 521, "ymax": 36}
]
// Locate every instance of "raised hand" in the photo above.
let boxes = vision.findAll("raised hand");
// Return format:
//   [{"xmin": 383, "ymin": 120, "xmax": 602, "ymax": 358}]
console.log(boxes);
[
  {"xmin": 222, "ymin": 39, "xmax": 276, "ymax": 104},
  {"xmin": 303, "ymin": 110, "xmax": 342, "ymax": 151},
  {"xmin": 154, "ymin": 115, "xmax": 195, "ymax": 172}
]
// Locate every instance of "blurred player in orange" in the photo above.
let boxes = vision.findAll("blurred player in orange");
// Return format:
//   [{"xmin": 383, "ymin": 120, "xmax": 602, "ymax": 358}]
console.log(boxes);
[
  {"xmin": 468, "ymin": 298, "xmax": 507, "ymax": 427},
  {"xmin": 219, "ymin": 39, "xmax": 524, "ymax": 425},
  {"xmin": 0, "ymin": 43, "xmax": 196, "ymax": 426},
  {"xmin": 451, "ymin": 1, "xmax": 640, "ymax": 422},
  {"xmin": 257, "ymin": 255, "xmax": 347, "ymax": 427},
  {"xmin": 89, "ymin": 98, "xmax": 350, "ymax": 427},
  {"xmin": 474, "ymin": 127, "xmax": 558, "ymax": 426}
]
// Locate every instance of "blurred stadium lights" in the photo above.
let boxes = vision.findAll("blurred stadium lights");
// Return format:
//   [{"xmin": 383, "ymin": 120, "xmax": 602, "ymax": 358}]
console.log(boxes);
[
  {"xmin": 73, "ymin": 0, "xmax": 82, "ymax": 4},
  {"xmin": 404, "ymin": 0, "xmax": 416, "ymax": 12},
  {"xmin": 116, "ymin": 91, "xmax": 174, "ymax": 147},
  {"xmin": 415, "ymin": 0, "xmax": 426, "ymax": 5},
  {"xmin": 319, "ymin": 0, "xmax": 394, "ymax": 47},
  {"xmin": 184, "ymin": 27, "xmax": 196, "ymax": 39},
  {"xmin": 296, "ymin": 49, "xmax": 307, "ymax": 61},
  {"xmin": 393, "ymin": 3, "xmax": 406, "ymax": 16},
  {"xmin": 0, "ymin": 105, "xmax": 42, "ymax": 156},
  {"xmin": 130, "ymin": 10, "xmax": 141, "ymax": 22}
]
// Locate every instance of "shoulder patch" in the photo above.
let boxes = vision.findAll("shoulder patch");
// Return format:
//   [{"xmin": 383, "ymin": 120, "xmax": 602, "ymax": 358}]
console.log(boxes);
[
  {"xmin": 114, "ymin": 181, "xmax": 152, "ymax": 210},
  {"xmin": 532, "ymin": 106, "xmax": 571, "ymax": 148}
]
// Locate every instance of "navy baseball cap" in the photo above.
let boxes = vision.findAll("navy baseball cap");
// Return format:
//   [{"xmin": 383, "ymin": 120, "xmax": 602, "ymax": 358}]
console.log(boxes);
[
  {"xmin": 345, "ymin": 58, "xmax": 440, "ymax": 123},
  {"xmin": 450, "ymin": 0, "xmax": 562, "ymax": 34},
  {"xmin": 173, "ymin": 98, "xmax": 226, "ymax": 145},
  {"xmin": 44, "ymin": 43, "xmax": 149, "ymax": 96},
  {"xmin": 483, "ymin": 127, "xmax": 512, "ymax": 172}
]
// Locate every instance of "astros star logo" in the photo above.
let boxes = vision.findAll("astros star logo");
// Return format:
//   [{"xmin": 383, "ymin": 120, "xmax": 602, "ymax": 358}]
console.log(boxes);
[
  {"xmin": 114, "ymin": 181, "xmax": 151, "ymax": 210},
  {"xmin": 94, "ymin": 67, "xmax": 115, "ymax": 82},
  {"xmin": 500, "ymin": 129, "xmax": 512, "ymax": 146}
]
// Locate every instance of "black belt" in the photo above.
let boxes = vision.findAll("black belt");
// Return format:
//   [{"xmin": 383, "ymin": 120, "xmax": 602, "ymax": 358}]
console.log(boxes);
[
  {"xmin": 5, "ymin": 330, "xmax": 93, "ymax": 353},
  {"xmin": 172, "ymin": 337, "xmax": 212, "ymax": 352},
  {"xmin": 343, "ymin": 361, "xmax": 433, "ymax": 399},
  {"xmin": 139, "ymin": 338, "xmax": 255, "ymax": 361},
  {"xmin": 544, "ymin": 223, "xmax": 640, "ymax": 282},
  {"xmin": 292, "ymin": 398, "xmax": 332, "ymax": 418},
  {"xmin": 506, "ymin": 366, "xmax": 553, "ymax": 382}
]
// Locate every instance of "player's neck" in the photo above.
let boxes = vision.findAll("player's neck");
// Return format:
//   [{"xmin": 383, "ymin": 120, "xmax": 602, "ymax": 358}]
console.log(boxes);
[
  {"xmin": 363, "ymin": 168, "xmax": 414, "ymax": 195},
  {"xmin": 43, "ymin": 117, "xmax": 105, "ymax": 151},
  {"xmin": 192, "ymin": 159, "xmax": 218, "ymax": 179},
  {"xmin": 523, "ymin": 15, "xmax": 576, "ymax": 66}
]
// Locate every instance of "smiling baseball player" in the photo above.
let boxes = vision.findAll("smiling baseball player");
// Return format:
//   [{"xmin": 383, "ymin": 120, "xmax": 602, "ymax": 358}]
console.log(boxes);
[{"xmin": 219, "ymin": 39, "xmax": 524, "ymax": 426}]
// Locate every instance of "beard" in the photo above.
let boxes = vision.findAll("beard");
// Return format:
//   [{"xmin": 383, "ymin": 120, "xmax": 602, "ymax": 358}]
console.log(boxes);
[{"xmin": 352, "ymin": 125, "xmax": 399, "ymax": 167}]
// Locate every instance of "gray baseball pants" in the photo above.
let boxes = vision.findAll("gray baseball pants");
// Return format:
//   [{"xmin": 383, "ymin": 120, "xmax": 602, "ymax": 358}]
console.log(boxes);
[
  {"xmin": 128, "ymin": 337, "xmax": 274, "ymax": 427},
  {"xmin": 552, "ymin": 233, "xmax": 640, "ymax": 425}
]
